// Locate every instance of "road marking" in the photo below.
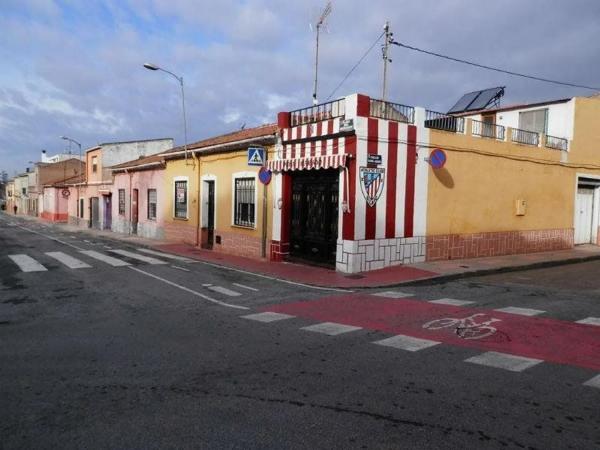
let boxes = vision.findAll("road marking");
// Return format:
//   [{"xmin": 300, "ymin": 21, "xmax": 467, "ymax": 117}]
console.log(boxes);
[
  {"xmin": 494, "ymin": 307, "xmax": 545, "ymax": 316},
  {"xmin": 8, "ymin": 254, "xmax": 48, "ymax": 272},
  {"xmin": 373, "ymin": 334, "xmax": 440, "ymax": 352},
  {"xmin": 109, "ymin": 249, "xmax": 167, "ymax": 265},
  {"xmin": 45, "ymin": 251, "xmax": 91, "ymax": 269},
  {"xmin": 11, "ymin": 223, "xmax": 83, "ymax": 250},
  {"xmin": 242, "ymin": 312, "xmax": 295, "ymax": 322},
  {"xmin": 465, "ymin": 351, "xmax": 543, "ymax": 372},
  {"xmin": 576, "ymin": 317, "xmax": 600, "ymax": 326},
  {"xmin": 207, "ymin": 286, "xmax": 242, "ymax": 297},
  {"xmin": 372, "ymin": 291, "xmax": 414, "ymax": 299},
  {"xmin": 137, "ymin": 248, "xmax": 194, "ymax": 262},
  {"xmin": 171, "ymin": 265, "xmax": 190, "ymax": 272},
  {"xmin": 301, "ymin": 322, "xmax": 362, "ymax": 336},
  {"xmin": 128, "ymin": 266, "xmax": 248, "ymax": 310},
  {"xmin": 429, "ymin": 298, "xmax": 475, "ymax": 306},
  {"xmin": 233, "ymin": 283, "xmax": 259, "ymax": 292},
  {"xmin": 83, "ymin": 239, "xmax": 91, "ymax": 243},
  {"xmin": 182, "ymin": 258, "xmax": 351, "ymax": 292},
  {"xmin": 202, "ymin": 283, "xmax": 212, "ymax": 287},
  {"xmin": 80, "ymin": 250, "xmax": 131, "ymax": 267},
  {"xmin": 583, "ymin": 374, "xmax": 600, "ymax": 389}
]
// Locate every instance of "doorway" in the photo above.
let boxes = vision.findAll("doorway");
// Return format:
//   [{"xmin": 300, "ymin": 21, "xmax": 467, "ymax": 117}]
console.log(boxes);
[
  {"xmin": 290, "ymin": 169, "xmax": 339, "ymax": 266},
  {"xmin": 575, "ymin": 187, "xmax": 595, "ymax": 244},
  {"xmin": 201, "ymin": 180, "xmax": 215, "ymax": 249},
  {"xmin": 90, "ymin": 197, "xmax": 100, "ymax": 229},
  {"xmin": 104, "ymin": 194, "xmax": 112, "ymax": 230},
  {"xmin": 132, "ymin": 189, "xmax": 139, "ymax": 235}
]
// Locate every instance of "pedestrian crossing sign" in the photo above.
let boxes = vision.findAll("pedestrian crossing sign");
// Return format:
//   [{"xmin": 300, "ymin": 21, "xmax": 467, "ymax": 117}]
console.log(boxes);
[{"xmin": 248, "ymin": 147, "xmax": 265, "ymax": 166}]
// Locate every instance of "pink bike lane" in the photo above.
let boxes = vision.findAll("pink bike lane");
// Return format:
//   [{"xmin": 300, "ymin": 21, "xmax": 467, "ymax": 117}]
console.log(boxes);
[{"xmin": 263, "ymin": 294, "xmax": 600, "ymax": 372}]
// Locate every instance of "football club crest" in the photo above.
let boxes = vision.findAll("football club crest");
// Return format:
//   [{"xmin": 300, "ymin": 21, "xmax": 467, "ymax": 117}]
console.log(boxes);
[{"xmin": 359, "ymin": 167, "xmax": 385, "ymax": 207}]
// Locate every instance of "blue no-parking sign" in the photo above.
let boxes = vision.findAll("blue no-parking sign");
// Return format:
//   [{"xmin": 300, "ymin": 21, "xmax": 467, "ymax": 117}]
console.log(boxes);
[{"xmin": 429, "ymin": 148, "xmax": 447, "ymax": 169}]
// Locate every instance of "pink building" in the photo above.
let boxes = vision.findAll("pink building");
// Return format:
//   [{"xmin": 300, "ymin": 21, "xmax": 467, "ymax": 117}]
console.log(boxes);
[{"xmin": 110, "ymin": 155, "xmax": 166, "ymax": 239}]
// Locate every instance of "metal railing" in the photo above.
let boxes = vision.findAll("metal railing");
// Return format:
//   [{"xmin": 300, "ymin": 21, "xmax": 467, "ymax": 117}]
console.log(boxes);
[
  {"xmin": 424, "ymin": 110, "xmax": 465, "ymax": 133},
  {"xmin": 511, "ymin": 128, "xmax": 539, "ymax": 146},
  {"xmin": 471, "ymin": 119, "xmax": 505, "ymax": 140},
  {"xmin": 369, "ymin": 99, "xmax": 414, "ymax": 123},
  {"xmin": 290, "ymin": 99, "xmax": 345, "ymax": 127},
  {"xmin": 545, "ymin": 135, "xmax": 568, "ymax": 151}
]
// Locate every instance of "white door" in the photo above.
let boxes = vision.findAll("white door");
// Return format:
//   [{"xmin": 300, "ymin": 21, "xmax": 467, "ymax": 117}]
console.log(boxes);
[{"xmin": 575, "ymin": 187, "xmax": 594, "ymax": 244}]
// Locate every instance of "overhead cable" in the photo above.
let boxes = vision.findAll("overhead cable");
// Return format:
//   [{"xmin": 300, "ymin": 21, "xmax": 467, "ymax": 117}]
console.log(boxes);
[
  {"xmin": 392, "ymin": 40, "xmax": 600, "ymax": 91},
  {"xmin": 326, "ymin": 30, "xmax": 386, "ymax": 101}
]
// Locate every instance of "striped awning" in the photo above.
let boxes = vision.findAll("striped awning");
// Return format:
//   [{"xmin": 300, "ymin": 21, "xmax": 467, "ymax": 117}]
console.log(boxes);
[{"xmin": 267, "ymin": 154, "xmax": 348, "ymax": 172}]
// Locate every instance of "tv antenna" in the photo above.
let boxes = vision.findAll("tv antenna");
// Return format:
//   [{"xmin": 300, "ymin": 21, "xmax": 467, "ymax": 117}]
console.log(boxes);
[
  {"xmin": 311, "ymin": 1, "xmax": 332, "ymax": 106},
  {"xmin": 381, "ymin": 21, "xmax": 393, "ymax": 101}
]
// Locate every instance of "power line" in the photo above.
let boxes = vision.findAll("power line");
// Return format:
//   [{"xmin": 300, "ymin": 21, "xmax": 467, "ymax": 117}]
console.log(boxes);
[
  {"xmin": 392, "ymin": 40, "xmax": 600, "ymax": 91},
  {"xmin": 326, "ymin": 30, "xmax": 386, "ymax": 101}
]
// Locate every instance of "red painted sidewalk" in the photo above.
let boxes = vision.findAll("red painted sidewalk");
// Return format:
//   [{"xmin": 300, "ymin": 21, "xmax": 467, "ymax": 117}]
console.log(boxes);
[
  {"xmin": 264, "ymin": 295, "xmax": 600, "ymax": 371},
  {"xmin": 154, "ymin": 244, "xmax": 437, "ymax": 288}
]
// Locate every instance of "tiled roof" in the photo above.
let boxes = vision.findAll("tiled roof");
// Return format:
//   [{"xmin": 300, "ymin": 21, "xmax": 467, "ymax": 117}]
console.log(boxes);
[{"xmin": 109, "ymin": 123, "xmax": 278, "ymax": 171}]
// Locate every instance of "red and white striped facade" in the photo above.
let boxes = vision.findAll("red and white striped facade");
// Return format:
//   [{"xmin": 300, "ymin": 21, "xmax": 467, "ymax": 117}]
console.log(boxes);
[{"xmin": 270, "ymin": 94, "xmax": 430, "ymax": 273}]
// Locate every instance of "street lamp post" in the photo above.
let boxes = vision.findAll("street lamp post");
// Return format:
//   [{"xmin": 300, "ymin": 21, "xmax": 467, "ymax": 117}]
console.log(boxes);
[
  {"xmin": 143, "ymin": 63, "xmax": 190, "ymax": 165},
  {"xmin": 60, "ymin": 136, "xmax": 83, "ymax": 223}
]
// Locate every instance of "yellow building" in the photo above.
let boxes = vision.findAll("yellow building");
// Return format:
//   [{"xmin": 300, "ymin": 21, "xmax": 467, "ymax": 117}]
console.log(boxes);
[
  {"xmin": 426, "ymin": 94, "xmax": 600, "ymax": 260},
  {"xmin": 160, "ymin": 124, "xmax": 278, "ymax": 259}
]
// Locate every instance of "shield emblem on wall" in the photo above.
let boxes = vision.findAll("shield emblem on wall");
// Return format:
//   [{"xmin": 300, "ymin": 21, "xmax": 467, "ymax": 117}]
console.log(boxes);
[{"xmin": 359, "ymin": 167, "xmax": 385, "ymax": 207}]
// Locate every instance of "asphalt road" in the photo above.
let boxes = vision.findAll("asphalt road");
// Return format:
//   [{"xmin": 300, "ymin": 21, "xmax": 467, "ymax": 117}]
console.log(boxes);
[{"xmin": 1, "ymin": 213, "xmax": 599, "ymax": 449}]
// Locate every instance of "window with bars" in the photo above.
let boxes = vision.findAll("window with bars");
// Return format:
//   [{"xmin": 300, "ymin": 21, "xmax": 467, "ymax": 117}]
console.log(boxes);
[
  {"xmin": 91, "ymin": 156, "xmax": 98, "ymax": 173},
  {"xmin": 118, "ymin": 189, "xmax": 125, "ymax": 215},
  {"xmin": 174, "ymin": 180, "xmax": 187, "ymax": 218},
  {"xmin": 147, "ymin": 189, "xmax": 157, "ymax": 220},
  {"xmin": 79, "ymin": 198, "xmax": 84, "ymax": 218},
  {"xmin": 234, "ymin": 177, "xmax": 255, "ymax": 227}
]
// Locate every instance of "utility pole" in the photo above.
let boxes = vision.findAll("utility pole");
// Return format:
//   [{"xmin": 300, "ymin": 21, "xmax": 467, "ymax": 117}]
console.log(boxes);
[
  {"xmin": 312, "ymin": 1, "xmax": 332, "ymax": 106},
  {"xmin": 381, "ymin": 21, "xmax": 393, "ymax": 101}
]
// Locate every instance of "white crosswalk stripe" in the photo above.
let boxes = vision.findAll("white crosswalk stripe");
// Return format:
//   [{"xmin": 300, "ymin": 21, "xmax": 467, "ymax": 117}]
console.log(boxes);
[
  {"xmin": 207, "ymin": 286, "xmax": 242, "ymax": 297},
  {"xmin": 108, "ymin": 249, "xmax": 167, "ymax": 265},
  {"xmin": 301, "ymin": 322, "xmax": 362, "ymax": 336},
  {"xmin": 79, "ymin": 250, "xmax": 131, "ymax": 267},
  {"xmin": 137, "ymin": 248, "xmax": 194, "ymax": 262},
  {"xmin": 465, "ymin": 351, "xmax": 543, "ymax": 372},
  {"xmin": 8, "ymin": 254, "xmax": 47, "ymax": 272},
  {"xmin": 576, "ymin": 317, "xmax": 600, "ymax": 326},
  {"xmin": 373, "ymin": 335, "xmax": 440, "ymax": 352},
  {"xmin": 372, "ymin": 291, "xmax": 414, "ymax": 299},
  {"xmin": 241, "ymin": 312, "xmax": 295, "ymax": 322},
  {"xmin": 494, "ymin": 307, "xmax": 545, "ymax": 316},
  {"xmin": 429, "ymin": 298, "xmax": 474, "ymax": 306},
  {"xmin": 583, "ymin": 374, "xmax": 600, "ymax": 389},
  {"xmin": 45, "ymin": 251, "xmax": 91, "ymax": 269},
  {"xmin": 232, "ymin": 283, "xmax": 259, "ymax": 292}
]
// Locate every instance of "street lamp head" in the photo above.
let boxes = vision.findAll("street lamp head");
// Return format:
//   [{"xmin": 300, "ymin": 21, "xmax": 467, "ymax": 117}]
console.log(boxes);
[{"xmin": 143, "ymin": 63, "xmax": 160, "ymax": 71}]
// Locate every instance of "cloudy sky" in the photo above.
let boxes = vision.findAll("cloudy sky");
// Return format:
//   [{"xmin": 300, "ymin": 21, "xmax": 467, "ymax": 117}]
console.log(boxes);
[{"xmin": 1, "ymin": 0, "xmax": 599, "ymax": 176}]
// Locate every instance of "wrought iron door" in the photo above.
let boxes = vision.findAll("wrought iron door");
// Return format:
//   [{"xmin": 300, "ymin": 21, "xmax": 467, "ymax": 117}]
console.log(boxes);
[{"xmin": 290, "ymin": 169, "xmax": 339, "ymax": 265}]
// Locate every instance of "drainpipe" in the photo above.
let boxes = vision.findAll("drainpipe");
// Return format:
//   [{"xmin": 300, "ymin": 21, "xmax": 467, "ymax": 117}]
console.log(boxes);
[
  {"xmin": 195, "ymin": 152, "xmax": 201, "ymax": 247},
  {"xmin": 126, "ymin": 169, "xmax": 132, "ymax": 235}
]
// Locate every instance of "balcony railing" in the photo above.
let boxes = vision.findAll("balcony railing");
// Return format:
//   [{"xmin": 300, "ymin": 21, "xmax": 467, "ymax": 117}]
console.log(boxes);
[
  {"xmin": 545, "ymin": 135, "xmax": 568, "ymax": 151},
  {"xmin": 290, "ymin": 99, "xmax": 345, "ymax": 127},
  {"xmin": 471, "ymin": 119, "xmax": 505, "ymax": 140},
  {"xmin": 511, "ymin": 128, "xmax": 539, "ymax": 146},
  {"xmin": 424, "ymin": 110, "xmax": 465, "ymax": 133},
  {"xmin": 369, "ymin": 99, "xmax": 414, "ymax": 123}
]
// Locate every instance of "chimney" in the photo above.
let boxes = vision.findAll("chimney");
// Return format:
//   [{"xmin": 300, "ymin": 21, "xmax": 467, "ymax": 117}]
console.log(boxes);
[
  {"xmin": 41, "ymin": 149, "xmax": 47, "ymax": 163},
  {"xmin": 26, "ymin": 168, "xmax": 30, "ymax": 173}
]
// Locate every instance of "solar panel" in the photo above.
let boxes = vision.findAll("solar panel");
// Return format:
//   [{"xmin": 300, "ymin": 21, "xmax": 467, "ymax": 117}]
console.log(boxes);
[
  {"xmin": 448, "ymin": 91, "xmax": 480, "ymax": 114},
  {"xmin": 447, "ymin": 87, "xmax": 505, "ymax": 114}
]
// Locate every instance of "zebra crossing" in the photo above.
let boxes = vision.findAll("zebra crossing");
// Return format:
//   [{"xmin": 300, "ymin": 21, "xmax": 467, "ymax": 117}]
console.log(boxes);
[{"xmin": 7, "ymin": 248, "xmax": 188, "ymax": 272}]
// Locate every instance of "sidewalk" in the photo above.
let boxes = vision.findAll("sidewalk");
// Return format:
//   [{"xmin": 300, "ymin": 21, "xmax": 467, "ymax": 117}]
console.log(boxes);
[{"xmin": 7, "ymin": 212, "xmax": 600, "ymax": 289}]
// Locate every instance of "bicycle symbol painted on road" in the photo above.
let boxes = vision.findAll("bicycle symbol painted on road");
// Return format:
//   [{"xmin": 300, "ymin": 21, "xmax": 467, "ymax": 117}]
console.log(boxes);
[{"xmin": 422, "ymin": 313, "xmax": 502, "ymax": 340}]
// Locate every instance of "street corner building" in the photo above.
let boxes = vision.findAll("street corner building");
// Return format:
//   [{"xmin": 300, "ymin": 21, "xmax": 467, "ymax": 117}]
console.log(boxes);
[
  {"xmin": 270, "ymin": 92, "xmax": 600, "ymax": 273},
  {"xmin": 271, "ymin": 93, "xmax": 430, "ymax": 273}
]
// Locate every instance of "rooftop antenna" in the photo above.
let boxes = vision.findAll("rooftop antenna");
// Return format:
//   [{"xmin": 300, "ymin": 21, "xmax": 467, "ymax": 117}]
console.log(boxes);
[{"xmin": 311, "ymin": 1, "xmax": 332, "ymax": 106}]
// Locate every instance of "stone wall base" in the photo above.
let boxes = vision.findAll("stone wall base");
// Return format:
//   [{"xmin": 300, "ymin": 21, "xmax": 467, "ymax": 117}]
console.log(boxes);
[
  {"xmin": 163, "ymin": 221, "xmax": 197, "ymax": 245},
  {"xmin": 426, "ymin": 228, "xmax": 574, "ymax": 261},
  {"xmin": 336, "ymin": 237, "xmax": 427, "ymax": 273},
  {"xmin": 41, "ymin": 212, "xmax": 67, "ymax": 222}
]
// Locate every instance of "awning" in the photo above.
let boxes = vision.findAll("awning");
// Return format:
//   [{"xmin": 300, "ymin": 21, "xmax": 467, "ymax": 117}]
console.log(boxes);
[{"xmin": 267, "ymin": 154, "xmax": 348, "ymax": 172}]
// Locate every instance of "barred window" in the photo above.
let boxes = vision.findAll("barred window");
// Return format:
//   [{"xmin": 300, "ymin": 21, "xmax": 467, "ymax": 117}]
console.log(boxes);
[
  {"xmin": 118, "ymin": 189, "xmax": 125, "ymax": 215},
  {"xmin": 174, "ymin": 180, "xmax": 187, "ymax": 218},
  {"xmin": 79, "ymin": 198, "xmax": 84, "ymax": 218},
  {"xmin": 234, "ymin": 177, "xmax": 255, "ymax": 227},
  {"xmin": 147, "ymin": 189, "xmax": 157, "ymax": 220},
  {"xmin": 91, "ymin": 156, "xmax": 98, "ymax": 173}
]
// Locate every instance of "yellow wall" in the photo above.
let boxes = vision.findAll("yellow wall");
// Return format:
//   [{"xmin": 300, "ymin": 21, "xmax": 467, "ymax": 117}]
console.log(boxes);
[
  {"xmin": 199, "ymin": 146, "xmax": 274, "ymax": 244},
  {"xmin": 163, "ymin": 158, "xmax": 199, "ymax": 227},
  {"xmin": 569, "ymin": 97, "xmax": 600, "ymax": 165},
  {"xmin": 426, "ymin": 120, "xmax": 600, "ymax": 235}
]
